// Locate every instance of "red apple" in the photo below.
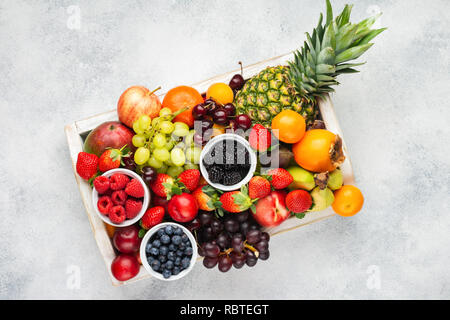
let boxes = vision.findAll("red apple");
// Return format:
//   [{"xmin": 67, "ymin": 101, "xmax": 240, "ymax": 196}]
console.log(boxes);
[
  {"xmin": 83, "ymin": 121, "xmax": 134, "ymax": 157},
  {"xmin": 111, "ymin": 254, "xmax": 140, "ymax": 281},
  {"xmin": 168, "ymin": 193, "xmax": 198, "ymax": 222},
  {"xmin": 251, "ymin": 191, "xmax": 290, "ymax": 227},
  {"xmin": 112, "ymin": 225, "xmax": 141, "ymax": 253},
  {"xmin": 117, "ymin": 86, "xmax": 162, "ymax": 128}
]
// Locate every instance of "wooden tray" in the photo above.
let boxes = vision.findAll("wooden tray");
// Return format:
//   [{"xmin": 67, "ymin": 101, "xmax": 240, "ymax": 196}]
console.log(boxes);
[{"xmin": 65, "ymin": 52, "xmax": 355, "ymax": 286}]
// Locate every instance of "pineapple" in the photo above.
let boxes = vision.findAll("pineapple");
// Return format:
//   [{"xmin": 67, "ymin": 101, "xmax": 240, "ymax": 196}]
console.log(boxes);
[{"xmin": 235, "ymin": 0, "xmax": 386, "ymax": 126}]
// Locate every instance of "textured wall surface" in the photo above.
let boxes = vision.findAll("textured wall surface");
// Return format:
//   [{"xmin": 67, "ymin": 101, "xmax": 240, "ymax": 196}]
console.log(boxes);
[{"xmin": 0, "ymin": 0, "xmax": 449, "ymax": 299}]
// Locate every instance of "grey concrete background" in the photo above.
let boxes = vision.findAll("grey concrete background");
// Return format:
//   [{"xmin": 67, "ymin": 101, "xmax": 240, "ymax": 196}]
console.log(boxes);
[{"xmin": 0, "ymin": 0, "xmax": 449, "ymax": 299}]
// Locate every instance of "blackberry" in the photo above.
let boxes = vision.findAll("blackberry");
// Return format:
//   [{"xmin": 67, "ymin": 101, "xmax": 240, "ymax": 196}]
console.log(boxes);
[
  {"xmin": 208, "ymin": 166, "xmax": 223, "ymax": 183},
  {"xmin": 223, "ymin": 171, "xmax": 242, "ymax": 186}
]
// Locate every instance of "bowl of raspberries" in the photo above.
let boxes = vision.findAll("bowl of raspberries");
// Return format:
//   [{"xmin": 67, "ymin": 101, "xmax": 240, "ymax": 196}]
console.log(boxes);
[{"xmin": 92, "ymin": 168, "xmax": 150, "ymax": 227}]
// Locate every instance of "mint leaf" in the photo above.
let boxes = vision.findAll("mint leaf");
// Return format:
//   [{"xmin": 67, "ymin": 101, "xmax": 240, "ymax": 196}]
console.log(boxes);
[{"xmin": 295, "ymin": 213, "xmax": 306, "ymax": 219}]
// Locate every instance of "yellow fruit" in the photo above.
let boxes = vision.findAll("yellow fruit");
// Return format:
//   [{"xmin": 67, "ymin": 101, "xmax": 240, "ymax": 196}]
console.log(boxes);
[{"xmin": 206, "ymin": 83, "xmax": 234, "ymax": 105}]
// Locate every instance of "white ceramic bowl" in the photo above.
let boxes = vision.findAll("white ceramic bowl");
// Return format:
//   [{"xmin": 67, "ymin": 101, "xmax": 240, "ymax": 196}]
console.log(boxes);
[
  {"xmin": 92, "ymin": 168, "xmax": 150, "ymax": 227},
  {"xmin": 140, "ymin": 222, "xmax": 198, "ymax": 281},
  {"xmin": 199, "ymin": 133, "xmax": 257, "ymax": 191}
]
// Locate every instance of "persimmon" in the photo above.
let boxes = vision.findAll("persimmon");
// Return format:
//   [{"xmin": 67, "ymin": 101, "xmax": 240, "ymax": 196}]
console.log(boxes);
[
  {"xmin": 162, "ymin": 86, "xmax": 204, "ymax": 128},
  {"xmin": 332, "ymin": 185, "xmax": 364, "ymax": 217},
  {"xmin": 271, "ymin": 110, "xmax": 306, "ymax": 144},
  {"xmin": 292, "ymin": 129, "xmax": 345, "ymax": 172}
]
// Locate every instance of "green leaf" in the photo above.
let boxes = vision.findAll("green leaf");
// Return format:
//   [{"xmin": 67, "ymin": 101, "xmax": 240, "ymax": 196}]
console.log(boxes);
[
  {"xmin": 138, "ymin": 228, "xmax": 147, "ymax": 238},
  {"xmin": 316, "ymin": 64, "xmax": 335, "ymax": 74},
  {"xmin": 325, "ymin": 0, "xmax": 333, "ymax": 26},
  {"xmin": 317, "ymin": 47, "xmax": 335, "ymax": 65},
  {"xmin": 321, "ymin": 23, "xmax": 336, "ymax": 50},
  {"xmin": 356, "ymin": 28, "xmax": 387, "ymax": 46},
  {"xmin": 335, "ymin": 43, "xmax": 373, "ymax": 64},
  {"xmin": 295, "ymin": 213, "xmax": 306, "ymax": 219},
  {"xmin": 335, "ymin": 23, "xmax": 358, "ymax": 54},
  {"xmin": 336, "ymin": 4, "xmax": 353, "ymax": 27}
]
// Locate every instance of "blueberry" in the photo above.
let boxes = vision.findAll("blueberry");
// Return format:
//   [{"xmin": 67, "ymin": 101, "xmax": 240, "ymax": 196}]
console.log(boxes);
[
  {"xmin": 175, "ymin": 257, "xmax": 181, "ymax": 266},
  {"xmin": 164, "ymin": 226, "xmax": 174, "ymax": 235},
  {"xmin": 176, "ymin": 250, "xmax": 184, "ymax": 257},
  {"xmin": 158, "ymin": 255, "xmax": 167, "ymax": 263},
  {"xmin": 161, "ymin": 234, "xmax": 171, "ymax": 244},
  {"xmin": 150, "ymin": 247, "xmax": 159, "ymax": 256},
  {"xmin": 172, "ymin": 235, "xmax": 182, "ymax": 245},
  {"xmin": 175, "ymin": 228, "xmax": 183, "ymax": 236},
  {"xmin": 161, "ymin": 263, "xmax": 166, "ymax": 270},
  {"xmin": 167, "ymin": 251, "xmax": 176, "ymax": 261},
  {"xmin": 152, "ymin": 239, "xmax": 161, "ymax": 248},
  {"xmin": 184, "ymin": 247, "xmax": 193, "ymax": 256},
  {"xmin": 173, "ymin": 267, "xmax": 181, "ymax": 275},
  {"xmin": 147, "ymin": 256, "xmax": 154, "ymax": 265},
  {"xmin": 181, "ymin": 257, "xmax": 190, "ymax": 269},
  {"xmin": 162, "ymin": 269, "xmax": 172, "ymax": 279},
  {"xmin": 165, "ymin": 260, "xmax": 174, "ymax": 270},
  {"xmin": 145, "ymin": 242, "xmax": 153, "ymax": 253},
  {"xmin": 160, "ymin": 246, "xmax": 169, "ymax": 256},
  {"xmin": 181, "ymin": 234, "xmax": 189, "ymax": 242},
  {"xmin": 157, "ymin": 229, "xmax": 165, "ymax": 237},
  {"xmin": 151, "ymin": 259, "xmax": 161, "ymax": 271},
  {"xmin": 169, "ymin": 244, "xmax": 176, "ymax": 251},
  {"xmin": 178, "ymin": 243, "xmax": 186, "ymax": 251}
]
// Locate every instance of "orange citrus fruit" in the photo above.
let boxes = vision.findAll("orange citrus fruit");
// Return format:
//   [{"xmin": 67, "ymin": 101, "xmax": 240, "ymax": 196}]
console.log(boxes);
[
  {"xmin": 206, "ymin": 83, "xmax": 234, "ymax": 105},
  {"xmin": 293, "ymin": 129, "xmax": 340, "ymax": 172},
  {"xmin": 332, "ymin": 185, "xmax": 364, "ymax": 217},
  {"xmin": 271, "ymin": 110, "xmax": 306, "ymax": 144},
  {"xmin": 162, "ymin": 86, "xmax": 204, "ymax": 128}
]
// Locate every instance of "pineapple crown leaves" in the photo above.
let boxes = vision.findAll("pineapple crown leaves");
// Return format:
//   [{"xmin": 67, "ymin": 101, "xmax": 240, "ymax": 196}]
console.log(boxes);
[{"xmin": 288, "ymin": 0, "xmax": 386, "ymax": 97}]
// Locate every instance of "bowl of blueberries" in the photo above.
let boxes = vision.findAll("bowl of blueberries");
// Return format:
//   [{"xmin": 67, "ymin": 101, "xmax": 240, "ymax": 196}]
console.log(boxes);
[
  {"xmin": 140, "ymin": 222, "xmax": 198, "ymax": 281},
  {"xmin": 200, "ymin": 133, "xmax": 257, "ymax": 192}
]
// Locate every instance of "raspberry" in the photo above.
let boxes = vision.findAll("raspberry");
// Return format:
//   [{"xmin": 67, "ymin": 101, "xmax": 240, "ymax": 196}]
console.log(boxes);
[
  {"xmin": 93, "ymin": 176, "xmax": 110, "ymax": 194},
  {"xmin": 109, "ymin": 205, "xmax": 126, "ymax": 223},
  {"xmin": 125, "ymin": 198, "xmax": 143, "ymax": 219},
  {"xmin": 111, "ymin": 190, "xmax": 127, "ymax": 206},
  {"xmin": 125, "ymin": 179, "xmax": 145, "ymax": 198},
  {"xmin": 110, "ymin": 173, "xmax": 129, "ymax": 190},
  {"xmin": 140, "ymin": 206, "xmax": 165, "ymax": 230},
  {"xmin": 97, "ymin": 196, "xmax": 112, "ymax": 215}
]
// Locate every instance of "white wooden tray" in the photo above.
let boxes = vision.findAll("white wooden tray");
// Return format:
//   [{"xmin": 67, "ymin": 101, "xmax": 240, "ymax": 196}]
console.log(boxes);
[{"xmin": 65, "ymin": 52, "xmax": 355, "ymax": 286}]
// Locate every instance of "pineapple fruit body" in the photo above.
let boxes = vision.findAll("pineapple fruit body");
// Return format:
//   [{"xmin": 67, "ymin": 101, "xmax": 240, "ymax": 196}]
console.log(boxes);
[{"xmin": 235, "ymin": 66, "xmax": 318, "ymax": 127}]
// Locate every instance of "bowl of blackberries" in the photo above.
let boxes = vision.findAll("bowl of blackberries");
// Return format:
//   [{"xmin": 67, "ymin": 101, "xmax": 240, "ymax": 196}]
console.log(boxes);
[
  {"xmin": 140, "ymin": 222, "xmax": 198, "ymax": 281},
  {"xmin": 200, "ymin": 133, "xmax": 257, "ymax": 191}
]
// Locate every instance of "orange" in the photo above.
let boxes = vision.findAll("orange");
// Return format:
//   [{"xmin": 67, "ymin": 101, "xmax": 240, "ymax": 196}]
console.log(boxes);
[
  {"xmin": 271, "ymin": 110, "xmax": 306, "ymax": 144},
  {"xmin": 292, "ymin": 129, "xmax": 339, "ymax": 172},
  {"xmin": 162, "ymin": 86, "xmax": 204, "ymax": 127},
  {"xmin": 332, "ymin": 185, "xmax": 364, "ymax": 217},
  {"xmin": 211, "ymin": 123, "xmax": 225, "ymax": 138},
  {"xmin": 206, "ymin": 83, "xmax": 234, "ymax": 105},
  {"xmin": 104, "ymin": 223, "xmax": 116, "ymax": 238}
]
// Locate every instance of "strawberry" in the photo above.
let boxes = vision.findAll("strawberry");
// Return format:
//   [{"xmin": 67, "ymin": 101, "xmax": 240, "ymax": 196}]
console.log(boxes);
[
  {"xmin": 93, "ymin": 176, "xmax": 110, "ymax": 194},
  {"xmin": 110, "ymin": 173, "xmax": 129, "ymax": 190},
  {"xmin": 249, "ymin": 124, "xmax": 271, "ymax": 152},
  {"xmin": 267, "ymin": 168, "xmax": 293, "ymax": 190},
  {"xmin": 286, "ymin": 190, "xmax": 312, "ymax": 213},
  {"xmin": 98, "ymin": 148, "xmax": 124, "ymax": 172},
  {"xmin": 97, "ymin": 195, "xmax": 113, "ymax": 215},
  {"xmin": 111, "ymin": 190, "xmax": 127, "ymax": 206},
  {"xmin": 192, "ymin": 185, "xmax": 218, "ymax": 211},
  {"xmin": 140, "ymin": 206, "xmax": 165, "ymax": 230},
  {"xmin": 248, "ymin": 176, "xmax": 271, "ymax": 199},
  {"xmin": 219, "ymin": 186, "xmax": 255, "ymax": 213},
  {"xmin": 125, "ymin": 179, "xmax": 145, "ymax": 198},
  {"xmin": 151, "ymin": 174, "xmax": 176, "ymax": 198},
  {"xmin": 178, "ymin": 169, "xmax": 200, "ymax": 192},
  {"xmin": 125, "ymin": 198, "xmax": 143, "ymax": 219},
  {"xmin": 76, "ymin": 152, "xmax": 99, "ymax": 180},
  {"xmin": 109, "ymin": 205, "xmax": 126, "ymax": 223}
]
